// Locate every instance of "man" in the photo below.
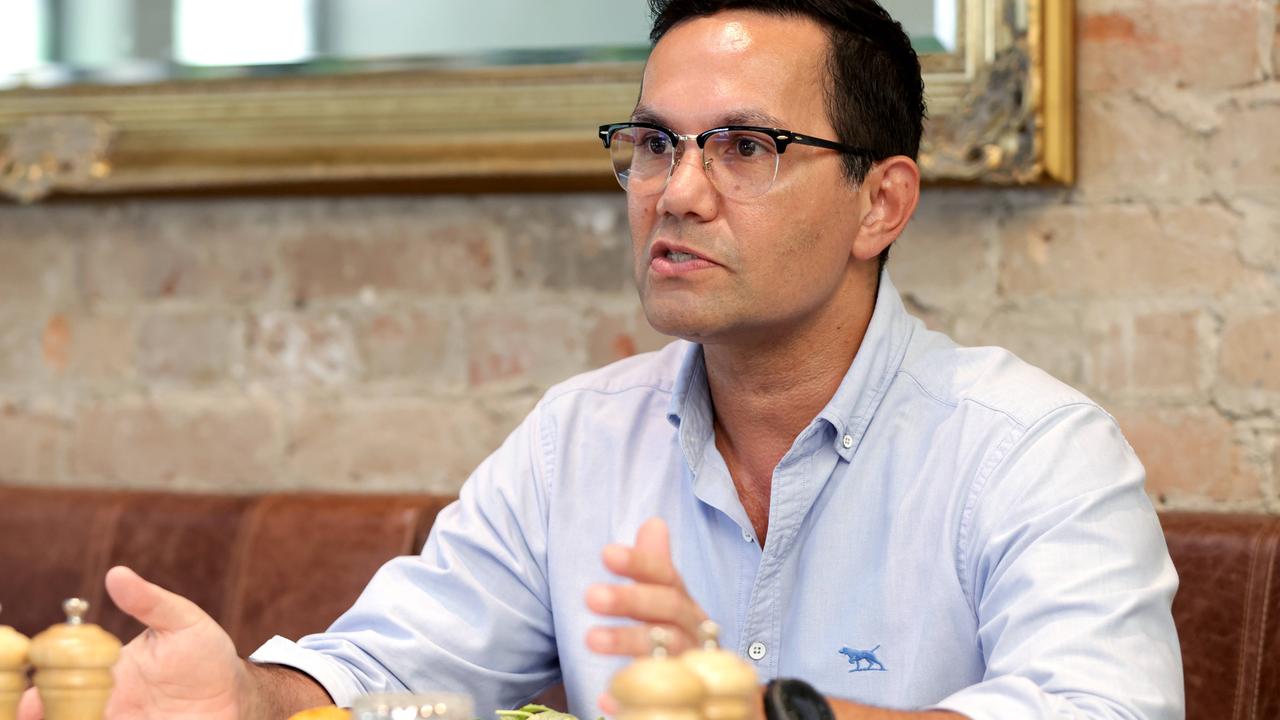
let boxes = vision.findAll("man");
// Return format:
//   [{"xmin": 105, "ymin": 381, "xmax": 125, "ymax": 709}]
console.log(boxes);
[{"xmin": 19, "ymin": 1, "xmax": 1183, "ymax": 718}]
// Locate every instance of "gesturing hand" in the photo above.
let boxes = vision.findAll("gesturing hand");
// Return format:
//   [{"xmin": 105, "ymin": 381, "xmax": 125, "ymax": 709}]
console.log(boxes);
[
  {"xmin": 584, "ymin": 517, "xmax": 710, "ymax": 657},
  {"xmin": 18, "ymin": 566, "xmax": 248, "ymax": 720}
]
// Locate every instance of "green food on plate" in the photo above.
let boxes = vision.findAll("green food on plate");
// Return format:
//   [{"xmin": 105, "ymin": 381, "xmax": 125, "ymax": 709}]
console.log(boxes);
[{"xmin": 493, "ymin": 704, "xmax": 600, "ymax": 719}]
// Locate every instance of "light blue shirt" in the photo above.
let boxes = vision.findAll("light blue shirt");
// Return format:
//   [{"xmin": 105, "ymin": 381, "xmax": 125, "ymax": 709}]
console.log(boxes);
[{"xmin": 251, "ymin": 272, "xmax": 1183, "ymax": 719}]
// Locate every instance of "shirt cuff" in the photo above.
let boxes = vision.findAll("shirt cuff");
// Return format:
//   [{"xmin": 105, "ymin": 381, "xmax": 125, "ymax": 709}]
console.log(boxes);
[{"xmin": 249, "ymin": 635, "xmax": 367, "ymax": 708}]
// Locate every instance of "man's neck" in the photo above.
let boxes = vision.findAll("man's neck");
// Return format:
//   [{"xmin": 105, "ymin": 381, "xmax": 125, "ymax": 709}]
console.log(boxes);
[{"xmin": 703, "ymin": 271, "xmax": 879, "ymax": 544}]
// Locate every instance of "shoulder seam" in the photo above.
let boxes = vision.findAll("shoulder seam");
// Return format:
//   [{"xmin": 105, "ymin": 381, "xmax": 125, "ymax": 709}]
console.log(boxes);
[{"xmin": 951, "ymin": 400, "xmax": 1107, "ymax": 613}]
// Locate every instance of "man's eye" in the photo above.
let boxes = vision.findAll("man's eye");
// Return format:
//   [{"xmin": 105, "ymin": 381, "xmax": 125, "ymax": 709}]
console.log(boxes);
[
  {"xmin": 642, "ymin": 134, "xmax": 671, "ymax": 154},
  {"xmin": 735, "ymin": 137, "xmax": 764, "ymax": 156}
]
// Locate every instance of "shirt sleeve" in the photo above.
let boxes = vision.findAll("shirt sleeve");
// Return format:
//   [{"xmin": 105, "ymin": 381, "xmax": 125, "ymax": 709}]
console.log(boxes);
[
  {"xmin": 248, "ymin": 403, "xmax": 560, "ymax": 716},
  {"xmin": 929, "ymin": 403, "xmax": 1184, "ymax": 720}
]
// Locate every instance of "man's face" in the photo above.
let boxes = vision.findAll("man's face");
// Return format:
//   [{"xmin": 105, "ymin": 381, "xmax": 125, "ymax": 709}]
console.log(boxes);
[{"xmin": 631, "ymin": 10, "xmax": 865, "ymax": 344}]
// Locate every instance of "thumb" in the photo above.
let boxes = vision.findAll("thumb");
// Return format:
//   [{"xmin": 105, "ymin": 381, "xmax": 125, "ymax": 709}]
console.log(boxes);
[
  {"xmin": 105, "ymin": 565, "xmax": 207, "ymax": 634},
  {"xmin": 17, "ymin": 687, "xmax": 41, "ymax": 720}
]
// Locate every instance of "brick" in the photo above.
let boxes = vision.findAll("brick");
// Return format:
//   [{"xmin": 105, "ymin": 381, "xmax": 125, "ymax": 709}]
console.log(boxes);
[
  {"xmin": 587, "ymin": 303, "xmax": 674, "ymax": 368},
  {"xmin": 1131, "ymin": 311, "xmax": 1203, "ymax": 391},
  {"xmin": 285, "ymin": 399, "xmax": 505, "ymax": 492},
  {"xmin": 497, "ymin": 196, "xmax": 631, "ymax": 293},
  {"xmin": 1219, "ymin": 312, "xmax": 1280, "ymax": 391},
  {"xmin": 83, "ymin": 221, "xmax": 277, "ymax": 307},
  {"xmin": 248, "ymin": 312, "xmax": 359, "ymax": 387},
  {"xmin": 998, "ymin": 204, "xmax": 1255, "ymax": 300},
  {"xmin": 42, "ymin": 314, "xmax": 70, "ymax": 374},
  {"xmin": 1273, "ymin": 440, "xmax": 1280, "ymax": 491},
  {"xmin": 1076, "ymin": 95, "xmax": 1212, "ymax": 203},
  {"xmin": 1113, "ymin": 407, "xmax": 1250, "ymax": 502},
  {"xmin": 891, "ymin": 189, "xmax": 999, "ymax": 310},
  {"xmin": 73, "ymin": 399, "xmax": 278, "ymax": 490},
  {"xmin": 81, "ymin": 231, "xmax": 197, "ymax": 306},
  {"xmin": 1085, "ymin": 311, "xmax": 1128, "ymax": 399},
  {"xmin": 137, "ymin": 311, "xmax": 239, "ymax": 385},
  {"xmin": 66, "ymin": 313, "xmax": 135, "ymax": 383},
  {"xmin": 1210, "ymin": 97, "xmax": 1280, "ymax": 197},
  {"xmin": 0, "ymin": 312, "xmax": 45, "ymax": 385},
  {"xmin": 1273, "ymin": 10, "xmax": 1279, "ymax": 79},
  {"xmin": 0, "ymin": 401, "xmax": 67, "ymax": 484},
  {"xmin": 1236, "ymin": 197, "xmax": 1280, "ymax": 271},
  {"xmin": 465, "ymin": 307, "xmax": 585, "ymax": 389},
  {"xmin": 0, "ymin": 235, "xmax": 76, "ymax": 306},
  {"xmin": 349, "ymin": 307, "xmax": 459, "ymax": 385},
  {"xmin": 961, "ymin": 304, "xmax": 1086, "ymax": 386},
  {"xmin": 288, "ymin": 201, "xmax": 496, "ymax": 303},
  {"xmin": 1078, "ymin": 2, "xmax": 1262, "ymax": 93}
]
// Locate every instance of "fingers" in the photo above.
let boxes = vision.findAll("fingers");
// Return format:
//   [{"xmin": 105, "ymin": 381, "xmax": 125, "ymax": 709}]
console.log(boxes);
[
  {"xmin": 598, "ymin": 692, "xmax": 620, "ymax": 716},
  {"xmin": 586, "ymin": 622, "xmax": 698, "ymax": 656},
  {"xmin": 585, "ymin": 583, "xmax": 705, "ymax": 631},
  {"xmin": 104, "ymin": 565, "xmax": 207, "ymax": 634},
  {"xmin": 16, "ymin": 687, "xmax": 41, "ymax": 720}
]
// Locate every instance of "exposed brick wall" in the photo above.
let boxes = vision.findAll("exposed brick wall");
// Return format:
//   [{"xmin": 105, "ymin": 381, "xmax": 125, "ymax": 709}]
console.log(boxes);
[{"xmin": 0, "ymin": 0, "xmax": 1276, "ymax": 510}]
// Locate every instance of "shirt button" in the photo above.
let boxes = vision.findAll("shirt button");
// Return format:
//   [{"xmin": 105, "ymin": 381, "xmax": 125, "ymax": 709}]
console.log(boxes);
[
  {"xmin": 842, "ymin": 434, "xmax": 854, "ymax": 449},
  {"xmin": 748, "ymin": 641, "xmax": 767, "ymax": 661},
  {"xmin": 742, "ymin": 528, "xmax": 754, "ymax": 543}
]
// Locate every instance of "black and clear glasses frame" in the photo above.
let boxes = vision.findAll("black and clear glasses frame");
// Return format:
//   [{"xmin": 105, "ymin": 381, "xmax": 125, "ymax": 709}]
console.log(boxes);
[{"xmin": 597, "ymin": 121, "xmax": 877, "ymax": 199}]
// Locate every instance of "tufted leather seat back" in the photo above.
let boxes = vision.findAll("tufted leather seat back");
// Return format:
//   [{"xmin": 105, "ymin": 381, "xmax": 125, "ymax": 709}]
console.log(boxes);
[
  {"xmin": 1, "ymin": 487, "xmax": 1277, "ymax": 718},
  {"xmin": 1162, "ymin": 512, "xmax": 1280, "ymax": 720},
  {"xmin": 0, "ymin": 486, "xmax": 451, "ymax": 655}
]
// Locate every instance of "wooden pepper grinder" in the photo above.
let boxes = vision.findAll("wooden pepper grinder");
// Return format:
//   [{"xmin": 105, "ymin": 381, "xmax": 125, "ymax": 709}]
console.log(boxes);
[
  {"xmin": 0, "ymin": 604, "xmax": 31, "ymax": 720},
  {"xmin": 680, "ymin": 621, "xmax": 759, "ymax": 720},
  {"xmin": 608, "ymin": 627, "xmax": 707, "ymax": 720},
  {"xmin": 29, "ymin": 599, "xmax": 121, "ymax": 720}
]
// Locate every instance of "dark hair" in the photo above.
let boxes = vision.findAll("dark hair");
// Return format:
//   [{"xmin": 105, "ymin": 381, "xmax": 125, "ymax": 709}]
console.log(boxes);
[{"xmin": 648, "ymin": 0, "xmax": 926, "ymax": 268}]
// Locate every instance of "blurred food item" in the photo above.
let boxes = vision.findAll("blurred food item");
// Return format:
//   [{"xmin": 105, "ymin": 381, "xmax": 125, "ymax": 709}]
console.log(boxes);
[{"xmin": 288, "ymin": 706, "xmax": 351, "ymax": 720}]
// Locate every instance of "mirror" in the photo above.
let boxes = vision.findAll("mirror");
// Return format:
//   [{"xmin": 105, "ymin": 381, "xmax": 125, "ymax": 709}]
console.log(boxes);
[
  {"xmin": 0, "ymin": 0, "xmax": 1073, "ymax": 202},
  {"xmin": 1, "ymin": 0, "xmax": 954, "ymax": 86}
]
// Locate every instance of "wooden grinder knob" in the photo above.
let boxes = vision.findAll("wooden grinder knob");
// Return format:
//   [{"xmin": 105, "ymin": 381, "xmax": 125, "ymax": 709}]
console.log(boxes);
[
  {"xmin": 0, "ymin": 604, "xmax": 32, "ymax": 720},
  {"xmin": 680, "ymin": 621, "xmax": 759, "ymax": 720},
  {"xmin": 29, "ymin": 599, "xmax": 122, "ymax": 720},
  {"xmin": 608, "ymin": 627, "xmax": 707, "ymax": 720}
]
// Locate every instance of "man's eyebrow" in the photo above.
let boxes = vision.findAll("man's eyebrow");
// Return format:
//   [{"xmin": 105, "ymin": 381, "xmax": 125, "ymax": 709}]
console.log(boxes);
[
  {"xmin": 629, "ymin": 105, "xmax": 790, "ymax": 130},
  {"xmin": 630, "ymin": 105, "xmax": 668, "ymax": 125},
  {"xmin": 719, "ymin": 110, "xmax": 789, "ymax": 128}
]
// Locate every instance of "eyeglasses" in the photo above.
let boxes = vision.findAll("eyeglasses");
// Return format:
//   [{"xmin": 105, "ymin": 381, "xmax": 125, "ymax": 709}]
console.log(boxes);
[{"xmin": 598, "ymin": 121, "xmax": 876, "ymax": 200}]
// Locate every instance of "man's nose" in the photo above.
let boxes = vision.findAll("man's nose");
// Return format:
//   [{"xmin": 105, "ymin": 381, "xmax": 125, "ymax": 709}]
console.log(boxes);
[{"xmin": 657, "ymin": 144, "xmax": 717, "ymax": 219}]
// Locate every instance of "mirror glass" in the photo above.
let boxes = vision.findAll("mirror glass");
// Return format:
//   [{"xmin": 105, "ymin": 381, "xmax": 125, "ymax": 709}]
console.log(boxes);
[{"xmin": 1, "ymin": 0, "xmax": 956, "ymax": 89}]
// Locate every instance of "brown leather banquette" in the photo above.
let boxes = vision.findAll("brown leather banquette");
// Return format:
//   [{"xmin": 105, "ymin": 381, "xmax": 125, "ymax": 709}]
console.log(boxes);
[{"xmin": 0, "ymin": 485, "xmax": 1276, "ymax": 719}]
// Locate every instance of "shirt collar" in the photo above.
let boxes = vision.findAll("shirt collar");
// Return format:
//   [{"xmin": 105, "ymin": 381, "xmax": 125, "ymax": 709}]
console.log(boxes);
[
  {"xmin": 818, "ymin": 270, "xmax": 916, "ymax": 461},
  {"xmin": 665, "ymin": 269, "xmax": 916, "ymax": 466}
]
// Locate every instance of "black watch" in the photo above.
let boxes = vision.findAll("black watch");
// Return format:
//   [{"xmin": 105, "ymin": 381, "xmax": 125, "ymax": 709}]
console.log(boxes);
[{"xmin": 764, "ymin": 678, "xmax": 835, "ymax": 720}]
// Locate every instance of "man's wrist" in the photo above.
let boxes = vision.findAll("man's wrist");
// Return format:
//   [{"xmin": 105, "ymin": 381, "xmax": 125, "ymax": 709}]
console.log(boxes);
[{"xmin": 240, "ymin": 660, "xmax": 334, "ymax": 719}]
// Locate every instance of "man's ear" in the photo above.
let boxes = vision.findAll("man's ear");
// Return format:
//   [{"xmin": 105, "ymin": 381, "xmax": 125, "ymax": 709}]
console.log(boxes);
[{"xmin": 852, "ymin": 156, "xmax": 920, "ymax": 262}]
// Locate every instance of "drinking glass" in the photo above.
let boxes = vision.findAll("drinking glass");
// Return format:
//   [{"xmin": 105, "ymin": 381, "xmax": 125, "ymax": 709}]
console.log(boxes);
[{"xmin": 349, "ymin": 692, "xmax": 474, "ymax": 720}]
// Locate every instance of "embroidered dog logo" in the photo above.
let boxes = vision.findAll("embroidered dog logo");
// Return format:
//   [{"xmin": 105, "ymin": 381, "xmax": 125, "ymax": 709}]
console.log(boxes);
[{"xmin": 838, "ymin": 645, "xmax": 886, "ymax": 672}]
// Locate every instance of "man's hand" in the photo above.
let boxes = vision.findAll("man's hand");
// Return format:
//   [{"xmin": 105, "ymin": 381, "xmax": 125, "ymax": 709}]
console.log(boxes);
[
  {"xmin": 584, "ymin": 517, "xmax": 709, "ymax": 656},
  {"xmin": 17, "ymin": 566, "xmax": 328, "ymax": 720}
]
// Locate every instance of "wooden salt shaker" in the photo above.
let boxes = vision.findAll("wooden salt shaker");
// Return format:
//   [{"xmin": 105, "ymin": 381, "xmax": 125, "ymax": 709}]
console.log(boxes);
[
  {"xmin": 609, "ymin": 627, "xmax": 707, "ymax": 720},
  {"xmin": 29, "ymin": 599, "xmax": 121, "ymax": 720},
  {"xmin": 0, "ymin": 604, "xmax": 31, "ymax": 720},
  {"xmin": 680, "ymin": 621, "xmax": 759, "ymax": 720}
]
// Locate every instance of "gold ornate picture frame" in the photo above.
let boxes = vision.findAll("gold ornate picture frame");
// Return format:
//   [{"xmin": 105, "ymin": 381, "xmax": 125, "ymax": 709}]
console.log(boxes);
[{"xmin": 0, "ymin": 0, "xmax": 1073, "ymax": 203}]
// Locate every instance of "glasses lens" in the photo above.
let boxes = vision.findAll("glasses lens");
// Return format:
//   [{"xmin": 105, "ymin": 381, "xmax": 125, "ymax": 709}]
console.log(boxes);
[
  {"xmin": 608, "ymin": 126, "xmax": 674, "ymax": 195},
  {"xmin": 702, "ymin": 130, "xmax": 779, "ymax": 199}
]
